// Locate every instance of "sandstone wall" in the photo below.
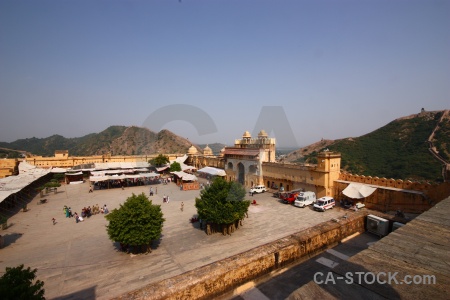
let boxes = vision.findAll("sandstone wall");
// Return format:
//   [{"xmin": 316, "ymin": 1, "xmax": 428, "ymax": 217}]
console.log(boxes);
[{"xmin": 337, "ymin": 173, "xmax": 450, "ymax": 213}]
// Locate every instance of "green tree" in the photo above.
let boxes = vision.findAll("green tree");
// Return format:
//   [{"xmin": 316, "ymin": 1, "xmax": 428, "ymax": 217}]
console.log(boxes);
[
  {"xmin": 195, "ymin": 177, "xmax": 250, "ymax": 235},
  {"xmin": 169, "ymin": 161, "xmax": 182, "ymax": 172},
  {"xmin": 149, "ymin": 154, "xmax": 169, "ymax": 167},
  {"xmin": 0, "ymin": 264, "xmax": 45, "ymax": 300},
  {"xmin": 105, "ymin": 193, "xmax": 165, "ymax": 253}
]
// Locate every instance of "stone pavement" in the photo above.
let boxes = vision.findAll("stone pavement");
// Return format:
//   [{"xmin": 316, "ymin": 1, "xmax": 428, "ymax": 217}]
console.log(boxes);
[{"xmin": 0, "ymin": 181, "xmax": 351, "ymax": 300}]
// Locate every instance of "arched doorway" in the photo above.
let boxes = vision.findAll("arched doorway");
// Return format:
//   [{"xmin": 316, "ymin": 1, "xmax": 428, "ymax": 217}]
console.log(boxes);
[{"xmin": 237, "ymin": 163, "xmax": 245, "ymax": 185}]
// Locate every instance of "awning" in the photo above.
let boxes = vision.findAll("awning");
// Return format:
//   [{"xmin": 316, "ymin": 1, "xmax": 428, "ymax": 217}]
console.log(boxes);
[
  {"xmin": 198, "ymin": 166, "xmax": 226, "ymax": 176},
  {"xmin": 171, "ymin": 171, "xmax": 198, "ymax": 181},
  {"xmin": 89, "ymin": 172, "xmax": 160, "ymax": 182},
  {"xmin": 66, "ymin": 172, "xmax": 83, "ymax": 176},
  {"xmin": 342, "ymin": 183, "xmax": 377, "ymax": 199},
  {"xmin": 50, "ymin": 167, "xmax": 67, "ymax": 173}
]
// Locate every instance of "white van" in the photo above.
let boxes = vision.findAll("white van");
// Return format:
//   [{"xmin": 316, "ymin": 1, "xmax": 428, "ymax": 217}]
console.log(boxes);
[
  {"xmin": 250, "ymin": 185, "xmax": 267, "ymax": 194},
  {"xmin": 294, "ymin": 191, "xmax": 316, "ymax": 208},
  {"xmin": 313, "ymin": 196, "xmax": 335, "ymax": 211}
]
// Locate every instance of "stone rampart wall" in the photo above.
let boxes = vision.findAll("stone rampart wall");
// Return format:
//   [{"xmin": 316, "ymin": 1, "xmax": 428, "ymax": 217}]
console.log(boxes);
[
  {"xmin": 338, "ymin": 173, "xmax": 450, "ymax": 207},
  {"xmin": 114, "ymin": 210, "xmax": 368, "ymax": 300}
]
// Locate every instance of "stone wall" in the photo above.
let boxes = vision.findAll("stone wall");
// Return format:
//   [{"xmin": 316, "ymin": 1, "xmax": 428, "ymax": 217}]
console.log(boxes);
[
  {"xmin": 114, "ymin": 210, "xmax": 368, "ymax": 300},
  {"xmin": 337, "ymin": 173, "xmax": 450, "ymax": 213}
]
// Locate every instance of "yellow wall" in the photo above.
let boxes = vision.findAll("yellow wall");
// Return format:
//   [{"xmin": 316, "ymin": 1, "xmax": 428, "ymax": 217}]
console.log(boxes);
[
  {"xmin": 0, "ymin": 159, "xmax": 19, "ymax": 178},
  {"xmin": 25, "ymin": 152, "xmax": 185, "ymax": 168}
]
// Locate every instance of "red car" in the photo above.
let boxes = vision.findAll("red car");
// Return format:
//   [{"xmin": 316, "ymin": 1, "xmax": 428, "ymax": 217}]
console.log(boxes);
[{"xmin": 279, "ymin": 191, "xmax": 300, "ymax": 204}]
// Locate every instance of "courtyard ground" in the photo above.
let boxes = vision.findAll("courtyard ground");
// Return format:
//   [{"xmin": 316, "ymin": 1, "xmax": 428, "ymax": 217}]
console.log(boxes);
[{"xmin": 0, "ymin": 179, "xmax": 351, "ymax": 300}]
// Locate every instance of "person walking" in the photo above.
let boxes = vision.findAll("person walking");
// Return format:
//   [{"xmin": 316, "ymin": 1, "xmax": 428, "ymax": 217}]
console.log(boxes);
[{"xmin": 180, "ymin": 202, "xmax": 184, "ymax": 212}]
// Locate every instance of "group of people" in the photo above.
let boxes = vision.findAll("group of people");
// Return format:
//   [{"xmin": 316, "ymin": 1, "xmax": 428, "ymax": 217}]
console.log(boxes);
[{"xmin": 62, "ymin": 204, "xmax": 109, "ymax": 224}]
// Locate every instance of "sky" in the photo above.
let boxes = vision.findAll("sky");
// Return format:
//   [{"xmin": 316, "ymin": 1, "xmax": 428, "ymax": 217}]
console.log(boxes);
[{"xmin": 1, "ymin": 0, "xmax": 449, "ymax": 148}]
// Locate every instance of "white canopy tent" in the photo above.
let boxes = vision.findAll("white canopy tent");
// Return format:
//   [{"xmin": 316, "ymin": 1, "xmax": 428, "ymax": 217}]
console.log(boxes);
[
  {"xmin": 170, "ymin": 171, "xmax": 198, "ymax": 182},
  {"xmin": 342, "ymin": 183, "xmax": 377, "ymax": 199},
  {"xmin": 89, "ymin": 172, "xmax": 160, "ymax": 182},
  {"xmin": 197, "ymin": 166, "xmax": 226, "ymax": 177},
  {"xmin": 0, "ymin": 162, "xmax": 51, "ymax": 204},
  {"xmin": 50, "ymin": 167, "xmax": 67, "ymax": 173},
  {"xmin": 93, "ymin": 162, "xmax": 150, "ymax": 170}
]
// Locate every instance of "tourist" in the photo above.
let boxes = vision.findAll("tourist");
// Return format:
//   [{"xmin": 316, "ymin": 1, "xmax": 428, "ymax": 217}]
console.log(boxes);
[
  {"xmin": 180, "ymin": 202, "xmax": 184, "ymax": 212},
  {"xmin": 74, "ymin": 212, "xmax": 82, "ymax": 223},
  {"xmin": 52, "ymin": 218, "xmax": 56, "ymax": 225},
  {"xmin": 103, "ymin": 204, "xmax": 109, "ymax": 214},
  {"xmin": 89, "ymin": 185, "xmax": 93, "ymax": 193},
  {"xmin": 65, "ymin": 206, "xmax": 70, "ymax": 218}
]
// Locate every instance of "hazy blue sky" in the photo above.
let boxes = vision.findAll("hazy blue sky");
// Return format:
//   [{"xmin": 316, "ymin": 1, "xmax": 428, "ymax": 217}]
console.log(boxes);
[{"xmin": 1, "ymin": 0, "xmax": 449, "ymax": 148}]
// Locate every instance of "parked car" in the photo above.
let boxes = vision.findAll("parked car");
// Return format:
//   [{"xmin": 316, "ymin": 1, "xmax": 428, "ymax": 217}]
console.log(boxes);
[
  {"xmin": 294, "ymin": 191, "xmax": 317, "ymax": 208},
  {"xmin": 250, "ymin": 185, "xmax": 267, "ymax": 194},
  {"xmin": 313, "ymin": 196, "xmax": 335, "ymax": 211},
  {"xmin": 280, "ymin": 190, "xmax": 301, "ymax": 204}
]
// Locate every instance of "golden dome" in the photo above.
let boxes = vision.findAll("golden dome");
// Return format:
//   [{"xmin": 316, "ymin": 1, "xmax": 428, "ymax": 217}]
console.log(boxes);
[
  {"xmin": 188, "ymin": 145, "xmax": 198, "ymax": 155},
  {"xmin": 242, "ymin": 131, "xmax": 251, "ymax": 138},
  {"xmin": 203, "ymin": 145, "xmax": 213, "ymax": 156},
  {"xmin": 258, "ymin": 130, "xmax": 268, "ymax": 137}
]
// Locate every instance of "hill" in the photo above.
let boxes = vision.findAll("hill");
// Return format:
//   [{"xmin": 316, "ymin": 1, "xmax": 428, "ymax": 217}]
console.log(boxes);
[
  {"xmin": 0, "ymin": 126, "xmax": 201, "ymax": 157},
  {"xmin": 285, "ymin": 110, "xmax": 449, "ymax": 183}
]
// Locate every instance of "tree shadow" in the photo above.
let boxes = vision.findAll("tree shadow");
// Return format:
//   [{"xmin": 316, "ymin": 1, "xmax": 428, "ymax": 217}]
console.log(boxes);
[
  {"xmin": 1, "ymin": 232, "xmax": 23, "ymax": 248},
  {"xmin": 111, "ymin": 235, "xmax": 164, "ymax": 254},
  {"xmin": 53, "ymin": 285, "xmax": 97, "ymax": 300}
]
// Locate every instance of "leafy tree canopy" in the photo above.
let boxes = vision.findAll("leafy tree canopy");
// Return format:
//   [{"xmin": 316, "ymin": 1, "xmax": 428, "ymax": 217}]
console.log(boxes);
[
  {"xmin": 0, "ymin": 264, "xmax": 45, "ymax": 300},
  {"xmin": 169, "ymin": 161, "xmax": 182, "ymax": 172},
  {"xmin": 149, "ymin": 154, "xmax": 169, "ymax": 167},
  {"xmin": 195, "ymin": 177, "xmax": 250, "ymax": 225},
  {"xmin": 105, "ymin": 193, "xmax": 165, "ymax": 251}
]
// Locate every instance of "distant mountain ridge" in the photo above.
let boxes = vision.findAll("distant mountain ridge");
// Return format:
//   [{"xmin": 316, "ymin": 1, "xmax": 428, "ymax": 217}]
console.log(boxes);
[
  {"xmin": 0, "ymin": 126, "xmax": 201, "ymax": 157},
  {"xmin": 1, "ymin": 110, "xmax": 448, "ymax": 182},
  {"xmin": 285, "ymin": 110, "xmax": 449, "ymax": 183}
]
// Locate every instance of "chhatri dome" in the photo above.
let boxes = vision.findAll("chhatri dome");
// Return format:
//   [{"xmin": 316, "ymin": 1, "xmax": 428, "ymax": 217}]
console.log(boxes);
[
  {"xmin": 242, "ymin": 131, "xmax": 251, "ymax": 138},
  {"xmin": 203, "ymin": 144, "xmax": 213, "ymax": 156},
  {"xmin": 258, "ymin": 130, "xmax": 268, "ymax": 138},
  {"xmin": 219, "ymin": 147, "xmax": 225, "ymax": 157},
  {"xmin": 188, "ymin": 145, "xmax": 198, "ymax": 155}
]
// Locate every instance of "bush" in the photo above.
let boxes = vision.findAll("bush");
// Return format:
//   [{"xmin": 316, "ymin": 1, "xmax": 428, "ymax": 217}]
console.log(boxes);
[
  {"xmin": 195, "ymin": 177, "xmax": 250, "ymax": 235},
  {"xmin": 0, "ymin": 264, "xmax": 45, "ymax": 300},
  {"xmin": 105, "ymin": 193, "xmax": 165, "ymax": 253}
]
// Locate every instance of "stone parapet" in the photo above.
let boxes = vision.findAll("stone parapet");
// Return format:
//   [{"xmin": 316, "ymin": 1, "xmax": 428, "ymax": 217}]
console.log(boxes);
[{"xmin": 114, "ymin": 210, "xmax": 368, "ymax": 300}]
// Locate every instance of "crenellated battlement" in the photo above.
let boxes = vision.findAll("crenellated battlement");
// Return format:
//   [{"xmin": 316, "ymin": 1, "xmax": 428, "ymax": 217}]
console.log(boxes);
[{"xmin": 338, "ymin": 173, "xmax": 436, "ymax": 191}]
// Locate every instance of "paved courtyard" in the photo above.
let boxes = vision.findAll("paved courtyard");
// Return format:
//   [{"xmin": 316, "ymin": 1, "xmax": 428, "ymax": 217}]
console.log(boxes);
[{"xmin": 0, "ymin": 180, "xmax": 351, "ymax": 299}]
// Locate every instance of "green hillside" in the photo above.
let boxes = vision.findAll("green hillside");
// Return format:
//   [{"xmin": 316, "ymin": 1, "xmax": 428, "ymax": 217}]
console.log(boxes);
[{"xmin": 292, "ymin": 111, "xmax": 449, "ymax": 183}]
